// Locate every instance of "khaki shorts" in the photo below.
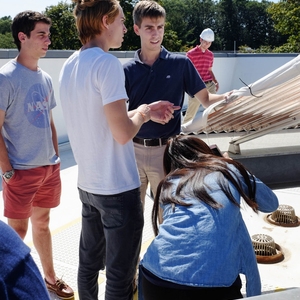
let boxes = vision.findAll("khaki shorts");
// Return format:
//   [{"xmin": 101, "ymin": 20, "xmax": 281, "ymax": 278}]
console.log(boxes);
[{"xmin": 3, "ymin": 164, "xmax": 61, "ymax": 219}]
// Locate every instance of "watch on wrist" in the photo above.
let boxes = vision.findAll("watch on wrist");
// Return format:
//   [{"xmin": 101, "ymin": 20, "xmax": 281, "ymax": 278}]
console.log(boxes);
[{"xmin": 3, "ymin": 169, "xmax": 15, "ymax": 180}]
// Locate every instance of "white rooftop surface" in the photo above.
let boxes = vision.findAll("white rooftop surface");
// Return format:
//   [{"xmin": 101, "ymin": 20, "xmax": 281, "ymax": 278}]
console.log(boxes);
[{"xmin": 0, "ymin": 142, "xmax": 299, "ymax": 299}]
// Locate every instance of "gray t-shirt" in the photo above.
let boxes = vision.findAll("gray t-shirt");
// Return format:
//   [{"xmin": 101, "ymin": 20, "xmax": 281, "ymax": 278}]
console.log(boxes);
[{"xmin": 0, "ymin": 60, "xmax": 59, "ymax": 169}]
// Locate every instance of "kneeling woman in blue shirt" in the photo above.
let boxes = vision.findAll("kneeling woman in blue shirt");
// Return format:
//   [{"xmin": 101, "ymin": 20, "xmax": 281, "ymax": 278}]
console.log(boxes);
[{"xmin": 139, "ymin": 135, "xmax": 279, "ymax": 300}]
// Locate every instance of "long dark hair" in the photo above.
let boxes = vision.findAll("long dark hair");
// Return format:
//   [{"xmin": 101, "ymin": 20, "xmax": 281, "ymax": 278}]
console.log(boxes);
[{"xmin": 152, "ymin": 135, "xmax": 258, "ymax": 235}]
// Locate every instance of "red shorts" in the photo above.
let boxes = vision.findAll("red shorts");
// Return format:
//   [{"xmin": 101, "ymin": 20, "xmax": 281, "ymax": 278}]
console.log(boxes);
[{"xmin": 3, "ymin": 164, "xmax": 61, "ymax": 219}]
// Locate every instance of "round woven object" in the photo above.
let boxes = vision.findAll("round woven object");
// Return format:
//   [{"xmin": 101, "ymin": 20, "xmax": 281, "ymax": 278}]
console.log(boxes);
[
  {"xmin": 266, "ymin": 204, "xmax": 300, "ymax": 227},
  {"xmin": 251, "ymin": 234, "xmax": 284, "ymax": 264}
]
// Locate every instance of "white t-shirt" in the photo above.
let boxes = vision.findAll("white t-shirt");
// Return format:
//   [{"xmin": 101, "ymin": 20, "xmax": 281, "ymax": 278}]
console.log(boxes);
[{"xmin": 59, "ymin": 48, "xmax": 140, "ymax": 194}]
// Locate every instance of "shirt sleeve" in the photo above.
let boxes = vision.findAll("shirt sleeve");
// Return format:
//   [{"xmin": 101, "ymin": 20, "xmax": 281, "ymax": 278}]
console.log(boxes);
[
  {"xmin": 236, "ymin": 168, "xmax": 279, "ymax": 213},
  {"xmin": 96, "ymin": 55, "xmax": 128, "ymax": 105}
]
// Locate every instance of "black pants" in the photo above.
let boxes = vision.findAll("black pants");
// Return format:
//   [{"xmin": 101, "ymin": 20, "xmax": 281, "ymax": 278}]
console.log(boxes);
[
  {"xmin": 77, "ymin": 188, "xmax": 144, "ymax": 300},
  {"xmin": 140, "ymin": 267, "xmax": 243, "ymax": 300}
]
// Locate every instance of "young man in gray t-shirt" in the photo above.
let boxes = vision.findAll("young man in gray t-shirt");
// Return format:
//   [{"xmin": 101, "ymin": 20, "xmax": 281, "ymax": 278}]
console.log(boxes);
[{"xmin": 0, "ymin": 11, "xmax": 73, "ymax": 299}]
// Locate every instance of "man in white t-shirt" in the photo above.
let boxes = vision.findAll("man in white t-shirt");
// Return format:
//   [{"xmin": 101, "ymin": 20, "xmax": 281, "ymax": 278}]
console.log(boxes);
[{"xmin": 59, "ymin": 1, "xmax": 178, "ymax": 299}]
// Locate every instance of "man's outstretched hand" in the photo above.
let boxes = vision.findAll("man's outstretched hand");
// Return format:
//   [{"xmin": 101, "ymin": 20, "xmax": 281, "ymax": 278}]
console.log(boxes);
[{"xmin": 148, "ymin": 101, "xmax": 181, "ymax": 124}]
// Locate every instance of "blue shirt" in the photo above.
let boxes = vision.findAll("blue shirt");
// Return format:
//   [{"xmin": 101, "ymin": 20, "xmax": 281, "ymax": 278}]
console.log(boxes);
[
  {"xmin": 141, "ymin": 166, "xmax": 279, "ymax": 297},
  {"xmin": 0, "ymin": 221, "xmax": 50, "ymax": 299},
  {"xmin": 124, "ymin": 47, "xmax": 206, "ymax": 139}
]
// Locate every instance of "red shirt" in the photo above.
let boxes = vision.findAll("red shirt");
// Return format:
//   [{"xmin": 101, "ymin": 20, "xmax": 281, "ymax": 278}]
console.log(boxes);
[{"xmin": 186, "ymin": 46, "xmax": 214, "ymax": 82}]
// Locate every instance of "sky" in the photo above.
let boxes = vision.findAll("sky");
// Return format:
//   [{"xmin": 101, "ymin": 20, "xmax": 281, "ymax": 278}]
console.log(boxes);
[{"xmin": 0, "ymin": 0, "xmax": 72, "ymax": 19}]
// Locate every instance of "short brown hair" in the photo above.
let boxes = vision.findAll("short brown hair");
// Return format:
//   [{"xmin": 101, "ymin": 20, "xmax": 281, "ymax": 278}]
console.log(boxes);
[
  {"xmin": 133, "ymin": 0, "xmax": 166, "ymax": 28},
  {"xmin": 12, "ymin": 11, "xmax": 52, "ymax": 51},
  {"xmin": 73, "ymin": 0, "xmax": 120, "ymax": 45}
]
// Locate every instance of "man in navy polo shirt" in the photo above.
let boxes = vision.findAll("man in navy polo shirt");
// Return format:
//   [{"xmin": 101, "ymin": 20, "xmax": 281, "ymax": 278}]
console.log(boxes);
[{"xmin": 124, "ymin": 0, "xmax": 230, "ymax": 207}]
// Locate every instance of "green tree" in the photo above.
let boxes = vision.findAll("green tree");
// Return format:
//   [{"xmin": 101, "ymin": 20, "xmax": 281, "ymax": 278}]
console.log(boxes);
[
  {"xmin": 45, "ymin": 1, "xmax": 81, "ymax": 50},
  {"xmin": 160, "ymin": 0, "xmax": 216, "ymax": 51},
  {"xmin": 216, "ymin": 0, "xmax": 286, "ymax": 51},
  {"xmin": 184, "ymin": 0, "xmax": 218, "ymax": 50},
  {"xmin": 119, "ymin": 0, "xmax": 140, "ymax": 50},
  {"xmin": 45, "ymin": 0, "xmax": 139, "ymax": 51},
  {"xmin": 0, "ymin": 16, "xmax": 15, "ymax": 48},
  {"xmin": 267, "ymin": 0, "xmax": 300, "ymax": 52},
  {"xmin": 0, "ymin": 32, "xmax": 15, "ymax": 48},
  {"xmin": 163, "ymin": 27, "xmax": 183, "ymax": 51},
  {"xmin": 239, "ymin": 0, "xmax": 286, "ymax": 50},
  {"xmin": 0, "ymin": 0, "xmax": 296, "ymax": 53},
  {"xmin": 160, "ymin": 0, "xmax": 192, "ymax": 51},
  {"xmin": 0, "ymin": 16, "xmax": 12, "ymax": 34},
  {"xmin": 215, "ymin": 0, "xmax": 238, "ymax": 50}
]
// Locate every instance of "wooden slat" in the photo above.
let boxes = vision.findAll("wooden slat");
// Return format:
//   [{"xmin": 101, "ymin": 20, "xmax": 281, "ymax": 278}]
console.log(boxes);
[{"xmin": 197, "ymin": 74, "xmax": 300, "ymax": 138}]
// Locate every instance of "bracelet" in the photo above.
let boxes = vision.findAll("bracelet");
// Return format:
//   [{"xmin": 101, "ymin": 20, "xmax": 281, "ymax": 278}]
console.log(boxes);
[{"xmin": 137, "ymin": 111, "xmax": 146, "ymax": 122}]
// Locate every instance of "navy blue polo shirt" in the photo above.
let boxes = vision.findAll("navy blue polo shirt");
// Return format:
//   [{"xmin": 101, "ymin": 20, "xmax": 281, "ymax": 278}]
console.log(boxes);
[{"xmin": 124, "ymin": 47, "xmax": 206, "ymax": 139}]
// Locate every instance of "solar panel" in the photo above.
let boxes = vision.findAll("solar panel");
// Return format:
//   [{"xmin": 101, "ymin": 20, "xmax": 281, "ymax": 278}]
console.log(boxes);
[{"xmin": 181, "ymin": 55, "xmax": 300, "ymax": 154}]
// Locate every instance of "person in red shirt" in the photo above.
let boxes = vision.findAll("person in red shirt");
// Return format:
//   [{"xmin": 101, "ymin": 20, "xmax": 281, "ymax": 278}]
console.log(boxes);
[{"xmin": 183, "ymin": 28, "xmax": 219, "ymax": 124}]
